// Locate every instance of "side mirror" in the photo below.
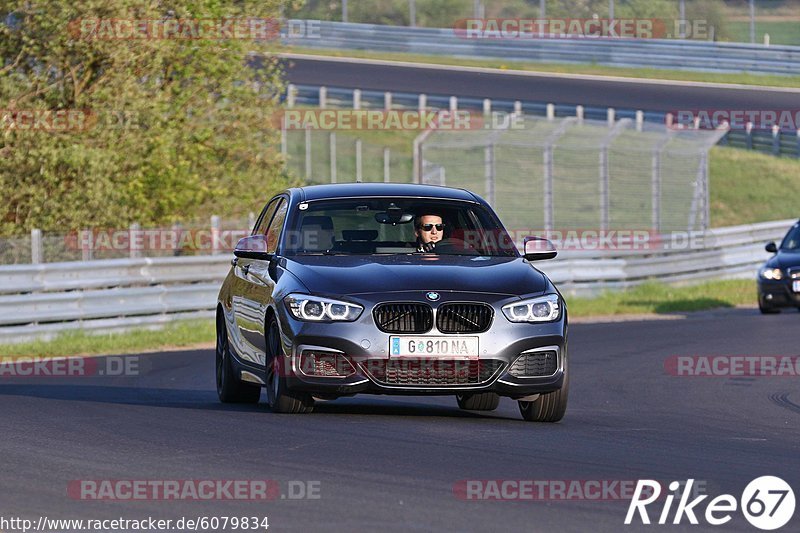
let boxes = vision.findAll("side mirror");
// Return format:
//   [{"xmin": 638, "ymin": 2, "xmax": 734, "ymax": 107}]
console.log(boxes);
[
  {"xmin": 234, "ymin": 235, "xmax": 273, "ymax": 260},
  {"xmin": 765, "ymin": 241, "xmax": 778, "ymax": 254},
  {"xmin": 523, "ymin": 237, "xmax": 558, "ymax": 261}
]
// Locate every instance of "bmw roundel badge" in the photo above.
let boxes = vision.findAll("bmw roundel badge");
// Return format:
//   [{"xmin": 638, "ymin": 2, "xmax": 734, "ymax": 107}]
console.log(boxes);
[{"xmin": 425, "ymin": 292, "xmax": 440, "ymax": 301}]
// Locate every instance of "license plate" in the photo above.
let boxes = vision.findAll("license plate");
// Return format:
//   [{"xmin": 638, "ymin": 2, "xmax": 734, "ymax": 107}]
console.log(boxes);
[
  {"xmin": 390, "ymin": 336, "xmax": 479, "ymax": 357},
  {"xmin": 794, "ymin": 281, "xmax": 800, "ymax": 293}
]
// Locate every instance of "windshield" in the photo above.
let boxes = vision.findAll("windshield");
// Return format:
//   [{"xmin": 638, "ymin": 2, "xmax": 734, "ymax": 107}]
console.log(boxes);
[
  {"xmin": 283, "ymin": 198, "xmax": 518, "ymax": 257},
  {"xmin": 780, "ymin": 225, "xmax": 800, "ymax": 251}
]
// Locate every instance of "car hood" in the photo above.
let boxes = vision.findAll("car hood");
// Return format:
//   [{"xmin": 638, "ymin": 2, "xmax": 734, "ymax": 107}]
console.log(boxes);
[
  {"xmin": 765, "ymin": 250, "xmax": 800, "ymax": 270},
  {"xmin": 284, "ymin": 254, "xmax": 548, "ymax": 297}
]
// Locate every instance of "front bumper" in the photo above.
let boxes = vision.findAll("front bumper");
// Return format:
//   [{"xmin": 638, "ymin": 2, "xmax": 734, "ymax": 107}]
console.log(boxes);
[
  {"xmin": 758, "ymin": 278, "xmax": 800, "ymax": 308},
  {"xmin": 276, "ymin": 291, "xmax": 568, "ymax": 398}
]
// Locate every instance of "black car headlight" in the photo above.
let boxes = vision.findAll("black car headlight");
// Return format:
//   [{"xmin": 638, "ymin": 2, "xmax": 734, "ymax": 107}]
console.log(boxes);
[
  {"xmin": 759, "ymin": 267, "xmax": 784, "ymax": 281},
  {"xmin": 284, "ymin": 294, "xmax": 364, "ymax": 322},
  {"xmin": 502, "ymin": 294, "xmax": 561, "ymax": 323}
]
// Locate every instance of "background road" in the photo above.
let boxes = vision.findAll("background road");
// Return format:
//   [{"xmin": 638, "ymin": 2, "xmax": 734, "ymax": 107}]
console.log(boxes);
[
  {"xmin": 2, "ymin": 308, "xmax": 799, "ymax": 532},
  {"xmin": 283, "ymin": 55, "xmax": 800, "ymax": 112}
]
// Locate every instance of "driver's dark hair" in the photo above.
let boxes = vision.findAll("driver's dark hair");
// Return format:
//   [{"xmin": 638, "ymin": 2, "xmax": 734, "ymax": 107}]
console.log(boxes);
[{"xmin": 415, "ymin": 213, "xmax": 442, "ymax": 228}]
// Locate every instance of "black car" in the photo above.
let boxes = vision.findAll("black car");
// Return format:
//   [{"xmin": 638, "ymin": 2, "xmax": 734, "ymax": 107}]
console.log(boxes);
[
  {"xmin": 215, "ymin": 183, "xmax": 568, "ymax": 422},
  {"xmin": 758, "ymin": 219, "xmax": 800, "ymax": 314}
]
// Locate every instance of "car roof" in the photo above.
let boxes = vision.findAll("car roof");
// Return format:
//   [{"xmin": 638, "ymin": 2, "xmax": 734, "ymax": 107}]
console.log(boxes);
[{"xmin": 293, "ymin": 183, "xmax": 480, "ymax": 203}]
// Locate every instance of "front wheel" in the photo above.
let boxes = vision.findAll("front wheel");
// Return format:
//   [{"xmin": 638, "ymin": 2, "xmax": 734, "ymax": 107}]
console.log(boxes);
[
  {"xmin": 519, "ymin": 361, "xmax": 568, "ymax": 423},
  {"xmin": 216, "ymin": 314, "xmax": 260, "ymax": 404},
  {"xmin": 265, "ymin": 318, "xmax": 314, "ymax": 414}
]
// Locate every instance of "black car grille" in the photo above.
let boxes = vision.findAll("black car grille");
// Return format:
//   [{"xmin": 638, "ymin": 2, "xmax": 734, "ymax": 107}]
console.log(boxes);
[
  {"xmin": 373, "ymin": 303, "xmax": 433, "ymax": 333},
  {"xmin": 436, "ymin": 303, "xmax": 494, "ymax": 333},
  {"xmin": 363, "ymin": 359, "xmax": 504, "ymax": 386},
  {"xmin": 508, "ymin": 351, "xmax": 558, "ymax": 377}
]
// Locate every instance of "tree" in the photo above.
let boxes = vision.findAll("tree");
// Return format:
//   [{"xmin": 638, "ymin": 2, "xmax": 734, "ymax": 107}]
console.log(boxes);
[{"xmin": 0, "ymin": 0, "xmax": 294, "ymax": 234}]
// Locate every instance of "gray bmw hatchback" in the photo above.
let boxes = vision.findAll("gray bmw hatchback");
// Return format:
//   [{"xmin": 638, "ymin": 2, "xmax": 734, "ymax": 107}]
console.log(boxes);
[{"xmin": 216, "ymin": 183, "xmax": 568, "ymax": 422}]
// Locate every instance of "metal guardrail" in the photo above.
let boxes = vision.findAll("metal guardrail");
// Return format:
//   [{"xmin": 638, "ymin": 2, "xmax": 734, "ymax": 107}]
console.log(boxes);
[
  {"xmin": 0, "ymin": 220, "xmax": 793, "ymax": 344},
  {"xmin": 285, "ymin": 21, "xmax": 800, "ymax": 76},
  {"xmin": 290, "ymin": 84, "xmax": 800, "ymax": 159}
]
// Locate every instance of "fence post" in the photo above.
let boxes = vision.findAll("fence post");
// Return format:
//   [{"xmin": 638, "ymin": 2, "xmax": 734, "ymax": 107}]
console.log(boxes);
[
  {"xmin": 248, "ymin": 212, "xmax": 256, "ymax": 232},
  {"xmin": 30, "ymin": 228, "xmax": 42, "ymax": 264},
  {"xmin": 280, "ymin": 114, "xmax": 287, "ymax": 164},
  {"xmin": 418, "ymin": 94, "xmax": 427, "ymax": 115},
  {"xmin": 607, "ymin": 107, "xmax": 615, "ymax": 126},
  {"xmin": 80, "ymin": 229, "xmax": 93, "ymax": 261},
  {"xmin": 129, "ymin": 222, "xmax": 141, "ymax": 259},
  {"xmin": 383, "ymin": 147, "xmax": 391, "ymax": 183},
  {"xmin": 353, "ymin": 89, "xmax": 361, "ymax": 110},
  {"xmin": 355, "ymin": 139, "xmax": 362, "ymax": 182},
  {"xmin": 772, "ymin": 125, "xmax": 781, "ymax": 155},
  {"xmin": 211, "ymin": 216, "xmax": 221, "ymax": 255},
  {"xmin": 384, "ymin": 91, "xmax": 392, "ymax": 111},
  {"xmin": 513, "ymin": 101, "xmax": 522, "ymax": 115},
  {"xmin": 319, "ymin": 86, "xmax": 327, "ymax": 109},
  {"xmin": 484, "ymin": 144, "xmax": 495, "ymax": 206},
  {"xmin": 483, "ymin": 98, "xmax": 492, "ymax": 117},
  {"xmin": 286, "ymin": 84, "xmax": 296, "ymax": 108},
  {"xmin": 745, "ymin": 122, "xmax": 753, "ymax": 149},
  {"xmin": 449, "ymin": 96, "xmax": 458, "ymax": 113},
  {"xmin": 329, "ymin": 132, "xmax": 337, "ymax": 183},
  {"xmin": 543, "ymin": 146, "xmax": 553, "ymax": 231},
  {"xmin": 305, "ymin": 126, "xmax": 312, "ymax": 179},
  {"xmin": 635, "ymin": 110, "xmax": 644, "ymax": 132},
  {"xmin": 576, "ymin": 105, "xmax": 584, "ymax": 122},
  {"xmin": 546, "ymin": 103, "xmax": 555, "ymax": 121}
]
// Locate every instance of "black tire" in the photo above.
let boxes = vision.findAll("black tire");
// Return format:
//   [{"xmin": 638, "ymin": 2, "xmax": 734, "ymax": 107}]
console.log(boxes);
[
  {"xmin": 519, "ymin": 360, "xmax": 569, "ymax": 423},
  {"xmin": 759, "ymin": 302, "xmax": 780, "ymax": 314},
  {"xmin": 265, "ymin": 318, "xmax": 314, "ymax": 414},
  {"xmin": 216, "ymin": 313, "xmax": 261, "ymax": 404},
  {"xmin": 456, "ymin": 392, "xmax": 500, "ymax": 411}
]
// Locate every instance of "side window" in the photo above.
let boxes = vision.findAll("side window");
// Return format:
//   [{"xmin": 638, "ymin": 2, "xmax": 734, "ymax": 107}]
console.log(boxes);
[
  {"xmin": 265, "ymin": 200, "xmax": 288, "ymax": 253},
  {"xmin": 253, "ymin": 198, "xmax": 280, "ymax": 236}
]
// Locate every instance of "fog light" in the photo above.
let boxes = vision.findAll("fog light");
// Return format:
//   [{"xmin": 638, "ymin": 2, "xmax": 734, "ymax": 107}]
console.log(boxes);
[{"xmin": 299, "ymin": 350, "xmax": 355, "ymax": 377}]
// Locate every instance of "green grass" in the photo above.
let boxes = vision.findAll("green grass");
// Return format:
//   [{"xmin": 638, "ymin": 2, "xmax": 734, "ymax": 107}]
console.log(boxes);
[
  {"xmin": 728, "ymin": 21, "xmax": 800, "ymax": 46},
  {"xmin": 281, "ymin": 45, "xmax": 800, "ymax": 89},
  {"xmin": 710, "ymin": 146, "xmax": 800, "ymax": 227},
  {"xmin": 566, "ymin": 279, "xmax": 756, "ymax": 317},
  {"xmin": 0, "ymin": 319, "xmax": 215, "ymax": 358}
]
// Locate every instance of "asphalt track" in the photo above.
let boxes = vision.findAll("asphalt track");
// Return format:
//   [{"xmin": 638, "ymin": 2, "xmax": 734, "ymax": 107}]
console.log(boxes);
[
  {"xmin": 2, "ymin": 308, "xmax": 799, "ymax": 532},
  {"xmin": 283, "ymin": 55, "xmax": 800, "ymax": 112}
]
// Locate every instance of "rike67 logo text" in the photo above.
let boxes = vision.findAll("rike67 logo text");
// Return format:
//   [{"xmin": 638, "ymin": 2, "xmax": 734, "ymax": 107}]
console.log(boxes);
[{"xmin": 626, "ymin": 477, "xmax": 795, "ymax": 530}]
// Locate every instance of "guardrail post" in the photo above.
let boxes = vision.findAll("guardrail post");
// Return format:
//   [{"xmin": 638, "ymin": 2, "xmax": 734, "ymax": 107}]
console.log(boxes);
[
  {"xmin": 384, "ymin": 147, "xmax": 391, "ymax": 182},
  {"xmin": 30, "ymin": 228, "xmax": 42, "ymax": 264},
  {"xmin": 607, "ymin": 107, "xmax": 615, "ymax": 127},
  {"xmin": 514, "ymin": 101, "xmax": 522, "ymax": 115},
  {"xmin": 484, "ymin": 143, "xmax": 495, "ymax": 206},
  {"xmin": 418, "ymin": 94, "xmax": 426, "ymax": 115},
  {"xmin": 745, "ymin": 122, "xmax": 753, "ymax": 150},
  {"xmin": 546, "ymin": 103, "xmax": 555, "ymax": 121},
  {"xmin": 635, "ymin": 110, "xmax": 644, "ymax": 132},
  {"xmin": 319, "ymin": 86, "xmax": 327, "ymax": 109},
  {"xmin": 305, "ymin": 125, "xmax": 312, "ymax": 179},
  {"xmin": 329, "ymin": 132, "xmax": 337, "ymax": 183},
  {"xmin": 211, "ymin": 216, "xmax": 221, "ymax": 255},
  {"xmin": 286, "ymin": 84, "xmax": 296, "ymax": 108},
  {"xmin": 129, "ymin": 223, "xmax": 141, "ymax": 259},
  {"xmin": 772, "ymin": 125, "xmax": 781, "ymax": 155},
  {"xmin": 449, "ymin": 96, "xmax": 458, "ymax": 113},
  {"xmin": 576, "ymin": 105, "xmax": 584, "ymax": 123},
  {"xmin": 384, "ymin": 91, "xmax": 392, "ymax": 111},
  {"xmin": 483, "ymin": 98, "xmax": 492, "ymax": 117},
  {"xmin": 355, "ymin": 139, "xmax": 362, "ymax": 182},
  {"xmin": 353, "ymin": 89, "xmax": 361, "ymax": 110}
]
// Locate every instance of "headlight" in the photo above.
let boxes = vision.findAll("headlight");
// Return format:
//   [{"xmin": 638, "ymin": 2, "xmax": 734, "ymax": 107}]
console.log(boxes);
[
  {"xmin": 760, "ymin": 268, "xmax": 784, "ymax": 280},
  {"xmin": 284, "ymin": 294, "xmax": 363, "ymax": 322},
  {"xmin": 502, "ymin": 294, "xmax": 561, "ymax": 323}
]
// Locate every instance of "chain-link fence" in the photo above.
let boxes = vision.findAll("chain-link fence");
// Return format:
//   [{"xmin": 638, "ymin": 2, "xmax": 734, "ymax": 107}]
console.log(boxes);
[{"xmin": 419, "ymin": 115, "xmax": 727, "ymax": 233}]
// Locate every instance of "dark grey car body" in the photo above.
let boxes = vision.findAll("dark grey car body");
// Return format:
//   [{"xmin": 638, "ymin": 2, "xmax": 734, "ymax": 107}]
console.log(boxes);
[
  {"xmin": 216, "ymin": 183, "xmax": 568, "ymax": 420},
  {"xmin": 758, "ymin": 220, "xmax": 800, "ymax": 313}
]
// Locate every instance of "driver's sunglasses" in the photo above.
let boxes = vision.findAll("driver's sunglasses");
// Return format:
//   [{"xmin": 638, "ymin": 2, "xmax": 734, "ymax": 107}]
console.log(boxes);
[{"xmin": 420, "ymin": 223, "xmax": 444, "ymax": 231}]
